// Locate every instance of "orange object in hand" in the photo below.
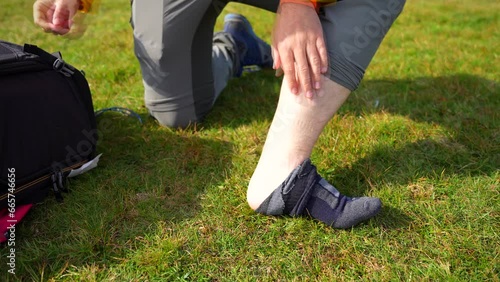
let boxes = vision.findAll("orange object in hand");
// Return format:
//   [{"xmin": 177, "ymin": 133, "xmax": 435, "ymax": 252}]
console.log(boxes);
[
  {"xmin": 78, "ymin": 0, "xmax": 94, "ymax": 13},
  {"xmin": 279, "ymin": 0, "xmax": 337, "ymax": 12}
]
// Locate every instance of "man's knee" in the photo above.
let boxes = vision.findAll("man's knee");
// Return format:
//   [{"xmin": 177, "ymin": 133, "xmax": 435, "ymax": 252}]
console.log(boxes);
[{"xmin": 149, "ymin": 108, "xmax": 199, "ymax": 129}]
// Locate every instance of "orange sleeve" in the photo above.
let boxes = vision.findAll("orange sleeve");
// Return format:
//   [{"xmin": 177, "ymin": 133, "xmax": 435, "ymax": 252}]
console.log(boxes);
[
  {"xmin": 78, "ymin": 0, "xmax": 95, "ymax": 13},
  {"xmin": 279, "ymin": 0, "xmax": 319, "ymax": 11}
]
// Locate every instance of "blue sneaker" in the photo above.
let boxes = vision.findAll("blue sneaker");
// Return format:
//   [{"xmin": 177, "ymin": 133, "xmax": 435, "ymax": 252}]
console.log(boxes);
[{"xmin": 223, "ymin": 14, "xmax": 273, "ymax": 76}]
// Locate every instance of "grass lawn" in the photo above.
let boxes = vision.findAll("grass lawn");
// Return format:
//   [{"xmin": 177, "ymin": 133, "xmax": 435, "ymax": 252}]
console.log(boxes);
[{"xmin": 1, "ymin": 0, "xmax": 499, "ymax": 280}]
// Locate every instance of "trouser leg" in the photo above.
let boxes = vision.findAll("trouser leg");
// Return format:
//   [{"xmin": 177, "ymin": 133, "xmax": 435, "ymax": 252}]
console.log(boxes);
[
  {"xmin": 131, "ymin": 0, "xmax": 278, "ymax": 128},
  {"xmin": 320, "ymin": 0, "xmax": 406, "ymax": 91},
  {"xmin": 132, "ymin": 0, "xmax": 230, "ymax": 128}
]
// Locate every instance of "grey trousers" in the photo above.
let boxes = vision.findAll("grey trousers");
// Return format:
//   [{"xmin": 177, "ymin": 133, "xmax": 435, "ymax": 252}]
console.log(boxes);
[{"xmin": 131, "ymin": 0, "xmax": 405, "ymax": 128}]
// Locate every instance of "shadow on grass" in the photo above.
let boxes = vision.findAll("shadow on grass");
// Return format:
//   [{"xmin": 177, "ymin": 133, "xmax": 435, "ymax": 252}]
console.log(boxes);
[
  {"xmin": 2, "ymin": 114, "xmax": 234, "ymax": 280},
  {"xmin": 205, "ymin": 69, "xmax": 280, "ymax": 127},
  {"xmin": 208, "ymin": 73, "xmax": 498, "ymax": 172},
  {"xmin": 209, "ymin": 73, "xmax": 497, "ymax": 137},
  {"xmin": 334, "ymin": 74, "xmax": 498, "ymax": 186},
  {"xmin": 2, "ymin": 74, "xmax": 496, "ymax": 279},
  {"xmin": 206, "ymin": 73, "xmax": 498, "ymax": 228},
  {"xmin": 92, "ymin": 114, "xmax": 234, "ymax": 222},
  {"xmin": 377, "ymin": 205, "xmax": 413, "ymax": 229}
]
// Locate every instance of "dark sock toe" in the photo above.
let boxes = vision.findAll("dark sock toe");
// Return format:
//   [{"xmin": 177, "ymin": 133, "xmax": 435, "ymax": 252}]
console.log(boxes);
[{"xmin": 332, "ymin": 197, "xmax": 382, "ymax": 229}]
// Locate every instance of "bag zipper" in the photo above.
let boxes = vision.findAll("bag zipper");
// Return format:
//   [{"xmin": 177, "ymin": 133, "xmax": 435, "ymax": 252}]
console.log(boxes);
[
  {"xmin": 51, "ymin": 169, "xmax": 67, "ymax": 202},
  {"xmin": 0, "ymin": 160, "xmax": 88, "ymax": 202}
]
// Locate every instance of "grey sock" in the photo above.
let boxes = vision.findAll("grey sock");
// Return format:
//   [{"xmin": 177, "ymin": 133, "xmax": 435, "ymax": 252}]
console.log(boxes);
[
  {"xmin": 256, "ymin": 159, "xmax": 381, "ymax": 229},
  {"xmin": 306, "ymin": 178, "xmax": 381, "ymax": 229}
]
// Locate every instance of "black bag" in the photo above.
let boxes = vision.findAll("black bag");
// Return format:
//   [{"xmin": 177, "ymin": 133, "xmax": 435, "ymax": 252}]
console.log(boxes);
[{"xmin": 0, "ymin": 40, "xmax": 98, "ymax": 209}]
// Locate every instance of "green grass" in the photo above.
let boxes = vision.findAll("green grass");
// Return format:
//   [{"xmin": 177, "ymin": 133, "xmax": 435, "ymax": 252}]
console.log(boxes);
[{"xmin": 1, "ymin": 0, "xmax": 499, "ymax": 281}]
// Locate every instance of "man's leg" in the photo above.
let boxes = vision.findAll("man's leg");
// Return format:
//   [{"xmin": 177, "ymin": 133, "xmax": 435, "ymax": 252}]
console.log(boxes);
[
  {"xmin": 132, "ymin": 0, "xmax": 234, "ymax": 128},
  {"xmin": 248, "ymin": 78, "xmax": 350, "ymax": 209},
  {"xmin": 248, "ymin": 0, "xmax": 406, "ymax": 228},
  {"xmin": 131, "ymin": 0, "xmax": 277, "ymax": 128}
]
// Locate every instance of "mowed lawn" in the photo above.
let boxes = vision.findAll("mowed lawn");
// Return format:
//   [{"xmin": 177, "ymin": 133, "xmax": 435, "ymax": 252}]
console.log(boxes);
[{"xmin": 1, "ymin": 0, "xmax": 498, "ymax": 281}]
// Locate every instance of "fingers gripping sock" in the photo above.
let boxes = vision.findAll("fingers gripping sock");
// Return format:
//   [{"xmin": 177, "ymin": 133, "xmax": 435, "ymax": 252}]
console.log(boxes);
[{"xmin": 255, "ymin": 159, "xmax": 382, "ymax": 229}]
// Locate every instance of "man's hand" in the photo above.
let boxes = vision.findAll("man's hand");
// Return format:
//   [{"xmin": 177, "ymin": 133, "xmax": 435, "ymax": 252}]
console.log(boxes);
[
  {"xmin": 272, "ymin": 3, "xmax": 328, "ymax": 99},
  {"xmin": 34, "ymin": 0, "xmax": 80, "ymax": 35}
]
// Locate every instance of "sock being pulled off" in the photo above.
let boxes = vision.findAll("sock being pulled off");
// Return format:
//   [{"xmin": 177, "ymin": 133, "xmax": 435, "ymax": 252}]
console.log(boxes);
[
  {"xmin": 255, "ymin": 159, "xmax": 381, "ymax": 229},
  {"xmin": 306, "ymin": 178, "xmax": 381, "ymax": 228}
]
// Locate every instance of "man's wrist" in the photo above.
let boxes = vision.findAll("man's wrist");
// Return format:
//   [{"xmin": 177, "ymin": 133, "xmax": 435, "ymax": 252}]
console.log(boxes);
[{"xmin": 279, "ymin": 0, "xmax": 316, "ymax": 10}]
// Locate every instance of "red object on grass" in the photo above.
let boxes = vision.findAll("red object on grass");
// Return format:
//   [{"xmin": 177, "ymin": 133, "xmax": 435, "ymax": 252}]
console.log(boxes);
[{"xmin": 0, "ymin": 204, "xmax": 32, "ymax": 243}]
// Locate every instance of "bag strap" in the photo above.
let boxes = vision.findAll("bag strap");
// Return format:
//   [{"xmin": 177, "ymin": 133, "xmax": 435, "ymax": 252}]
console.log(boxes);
[
  {"xmin": 24, "ymin": 44, "xmax": 143, "ymax": 125},
  {"xmin": 94, "ymin": 107, "xmax": 143, "ymax": 124},
  {"xmin": 23, "ymin": 44, "xmax": 75, "ymax": 77},
  {"xmin": 0, "ymin": 41, "xmax": 25, "ymax": 64}
]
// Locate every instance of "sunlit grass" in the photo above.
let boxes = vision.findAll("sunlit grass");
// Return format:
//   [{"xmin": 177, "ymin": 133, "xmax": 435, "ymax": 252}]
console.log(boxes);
[{"xmin": 1, "ymin": 0, "xmax": 498, "ymax": 280}]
